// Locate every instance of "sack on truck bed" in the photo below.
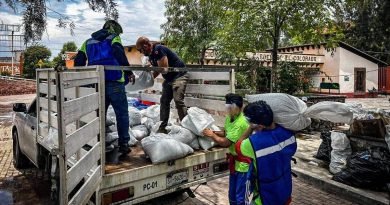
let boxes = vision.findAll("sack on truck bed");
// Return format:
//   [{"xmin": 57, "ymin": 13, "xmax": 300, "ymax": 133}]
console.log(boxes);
[
  {"xmin": 166, "ymin": 125, "xmax": 200, "ymax": 150},
  {"xmin": 144, "ymin": 105, "xmax": 160, "ymax": 123},
  {"xmin": 141, "ymin": 133, "xmax": 194, "ymax": 164},
  {"xmin": 128, "ymin": 107, "xmax": 142, "ymax": 127},
  {"xmin": 132, "ymin": 125, "xmax": 149, "ymax": 140},
  {"xmin": 246, "ymin": 93, "xmax": 353, "ymax": 131},
  {"xmin": 181, "ymin": 107, "xmax": 218, "ymax": 150}
]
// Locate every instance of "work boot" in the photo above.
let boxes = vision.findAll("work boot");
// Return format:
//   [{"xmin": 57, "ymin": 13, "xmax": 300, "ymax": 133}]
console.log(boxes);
[
  {"xmin": 119, "ymin": 144, "xmax": 131, "ymax": 155},
  {"xmin": 156, "ymin": 126, "xmax": 168, "ymax": 134}
]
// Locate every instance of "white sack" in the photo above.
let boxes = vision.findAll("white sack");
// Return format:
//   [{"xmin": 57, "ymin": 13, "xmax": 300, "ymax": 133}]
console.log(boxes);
[
  {"xmin": 106, "ymin": 132, "xmax": 119, "ymax": 144},
  {"xmin": 246, "ymin": 93, "xmax": 353, "ymax": 131},
  {"xmin": 106, "ymin": 106, "xmax": 116, "ymax": 124},
  {"xmin": 128, "ymin": 129, "xmax": 138, "ymax": 146},
  {"xmin": 144, "ymin": 105, "xmax": 160, "ymax": 123},
  {"xmin": 150, "ymin": 121, "xmax": 163, "ymax": 133},
  {"xmin": 198, "ymin": 124, "xmax": 219, "ymax": 150},
  {"xmin": 132, "ymin": 125, "xmax": 150, "ymax": 140},
  {"xmin": 304, "ymin": 101, "xmax": 353, "ymax": 124},
  {"xmin": 128, "ymin": 107, "xmax": 142, "ymax": 126},
  {"xmin": 181, "ymin": 107, "xmax": 215, "ymax": 136},
  {"xmin": 141, "ymin": 133, "xmax": 194, "ymax": 164},
  {"xmin": 166, "ymin": 125, "xmax": 200, "ymax": 150},
  {"xmin": 329, "ymin": 131, "xmax": 352, "ymax": 174},
  {"xmin": 125, "ymin": 71, "xmax": 154, "ymax": 92},
  {"xmin": 143, "ymin": 117, "xmax": 155, "ymax": 131},
  {"xmin": 107, "ymin": 125, "xmax": 117, "ymax": 133}
]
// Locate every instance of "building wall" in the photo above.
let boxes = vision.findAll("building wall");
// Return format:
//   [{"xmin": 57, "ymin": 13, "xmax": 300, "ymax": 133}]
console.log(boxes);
[
  {"xmin": 339, "ymin": 48, "xmax": 378, "ymax": 94},
  {"xmin": 125, "ymin": 47, "xmax": 143, "ymax": 65}
]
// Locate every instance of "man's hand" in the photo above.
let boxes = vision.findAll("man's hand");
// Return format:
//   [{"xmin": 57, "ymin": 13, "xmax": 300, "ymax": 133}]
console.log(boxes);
[
  {"xmin": 129, "ymin": 73, "xmax": 136, "ymax": 85},
  {"xmin": 202, "ymin": 128, "xmax": 215, "ymax": 138}
]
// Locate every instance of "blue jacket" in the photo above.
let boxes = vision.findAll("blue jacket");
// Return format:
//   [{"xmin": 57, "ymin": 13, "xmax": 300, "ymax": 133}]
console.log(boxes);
[
  {"xmin": 74, "ymin": 29, "xmax": 132, "ymax": 83},
  {"xmin": 247, "ymin": 125, "xmax": 297, "ymax": 205}
]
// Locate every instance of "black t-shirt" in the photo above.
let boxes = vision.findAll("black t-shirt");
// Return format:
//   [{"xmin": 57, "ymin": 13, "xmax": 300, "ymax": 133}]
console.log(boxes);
[{"xmin": 149, "ymin": 44, "xmax": 186, "ymax": 81}]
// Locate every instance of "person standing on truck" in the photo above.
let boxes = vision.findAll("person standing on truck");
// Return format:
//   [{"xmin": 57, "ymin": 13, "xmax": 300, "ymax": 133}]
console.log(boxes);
[
  {"xmin": 136, "ymin": 36, "xmax": 188, "ymax": 134},
  {"xmin": 237, "ymin": 101, "xmax": 297, "ymax": 205},
  {"xmin": 202, "ymin": 93, "xmax": 250, "ymax": 205},
  {"xmin": 74, "ymin": 20, "xmax": 135, "ymax": 156}
]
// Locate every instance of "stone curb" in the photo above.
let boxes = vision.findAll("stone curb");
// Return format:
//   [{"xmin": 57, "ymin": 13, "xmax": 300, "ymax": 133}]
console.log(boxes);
[{"xmin": 292, "ymin": 166, "xmax": 389, "ymax": 205}]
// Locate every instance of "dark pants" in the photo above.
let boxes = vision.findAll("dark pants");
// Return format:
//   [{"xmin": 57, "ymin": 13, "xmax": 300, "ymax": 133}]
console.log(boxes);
[
  {"xmin": 105, "ymin": 81, "xmax": 130, "ymax": 145},
  {"xmin": 160, "ymin": 74, "xmax": 189, "ymax": 128}
]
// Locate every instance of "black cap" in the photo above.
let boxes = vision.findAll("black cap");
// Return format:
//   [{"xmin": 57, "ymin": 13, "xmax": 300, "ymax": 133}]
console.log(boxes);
[{"xmin": 225, "ymin": 93, "xmax": 243, "ymax": 108}]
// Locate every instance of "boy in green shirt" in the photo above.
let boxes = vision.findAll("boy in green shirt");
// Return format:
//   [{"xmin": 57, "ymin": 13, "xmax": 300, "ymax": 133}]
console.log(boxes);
[{"xmin": 202, "ymin": 93, "xmax": 250, "ymax": 205}]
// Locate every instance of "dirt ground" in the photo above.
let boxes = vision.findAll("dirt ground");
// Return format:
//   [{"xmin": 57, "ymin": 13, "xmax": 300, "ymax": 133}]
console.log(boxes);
[{"xmin": 0, "ymin": 79, "xmax": 36, "ymax": 96}]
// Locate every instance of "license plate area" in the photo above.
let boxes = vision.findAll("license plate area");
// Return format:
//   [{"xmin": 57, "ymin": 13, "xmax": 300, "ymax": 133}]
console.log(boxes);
[{"xmin": 166, "ymin": 169, "xmax": 189, "ymax": 188}]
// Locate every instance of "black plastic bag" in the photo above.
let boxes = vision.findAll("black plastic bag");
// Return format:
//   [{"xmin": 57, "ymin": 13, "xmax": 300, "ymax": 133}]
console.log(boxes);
[
  {"xmin": 332, "ymin": 147, "xmax": 390, "ymax": 191},
  {"xmin": 315, "ymin": 131, "xmax": 332, "ymax": 162}
]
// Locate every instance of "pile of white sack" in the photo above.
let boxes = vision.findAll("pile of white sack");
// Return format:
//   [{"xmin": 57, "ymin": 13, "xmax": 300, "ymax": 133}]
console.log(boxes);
[{"xmin": 106, "ymin": 100, "xmax": 220, "ymax": 164}]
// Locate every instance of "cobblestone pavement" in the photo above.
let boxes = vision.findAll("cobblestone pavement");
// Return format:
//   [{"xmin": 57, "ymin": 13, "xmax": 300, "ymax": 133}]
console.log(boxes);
[
  {"xmin": 0, "ymin": 138, "xmax": 358, "ymax": 205},
  {"xmin": 2, "ymin": 95, "xmax": 382, "ymax": 205}
]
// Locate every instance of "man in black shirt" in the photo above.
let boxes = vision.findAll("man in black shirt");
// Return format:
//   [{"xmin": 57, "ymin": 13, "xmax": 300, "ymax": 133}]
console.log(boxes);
[{"xmin": 136, "ymin": 36, "xmax": 188, "ymax": 133}]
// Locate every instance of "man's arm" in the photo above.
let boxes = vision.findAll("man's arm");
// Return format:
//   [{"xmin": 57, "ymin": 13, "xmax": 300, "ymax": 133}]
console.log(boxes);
[
  {"xmin": 203, "ymin": 128, "xmax": 232, "ymax": 148},
  {"xmin": 74, "ymin": 51, "xmax": 87, "ymax": 66},
  {"xmin": 157, "ymin": 56, "xmax": 169, "ymax": 74}
]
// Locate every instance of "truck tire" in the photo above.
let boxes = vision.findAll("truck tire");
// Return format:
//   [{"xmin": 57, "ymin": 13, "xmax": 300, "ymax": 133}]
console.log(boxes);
[{"xmin": 12, "ymin": 129, "xmax": 29, "ymax": 169}]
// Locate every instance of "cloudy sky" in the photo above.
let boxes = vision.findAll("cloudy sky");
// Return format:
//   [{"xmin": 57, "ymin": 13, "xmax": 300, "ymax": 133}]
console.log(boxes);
[{"xmin": 0, "ymin": 0, "xmax": 166, "ymax": 58}]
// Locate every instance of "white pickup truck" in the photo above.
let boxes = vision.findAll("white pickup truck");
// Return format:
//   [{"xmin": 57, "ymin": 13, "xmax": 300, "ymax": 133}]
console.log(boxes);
[{"xmin": 12, "ymin": 65, "xmax": 236, "ymax": 205}]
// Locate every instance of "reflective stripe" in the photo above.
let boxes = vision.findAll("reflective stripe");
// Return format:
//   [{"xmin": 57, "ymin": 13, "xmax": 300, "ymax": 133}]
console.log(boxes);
[{"xmin": 255, "ymin": 136, "xmax": 296, "ymax": 158}]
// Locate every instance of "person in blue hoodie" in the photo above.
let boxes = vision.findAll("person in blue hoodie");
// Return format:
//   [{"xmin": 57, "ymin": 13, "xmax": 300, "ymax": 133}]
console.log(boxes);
[
  {"xmin": 74, "ymin": 20, "xmax": 135, "ymax": 156},
  {"xmin": 236, "ymin": 101, "xmax": 297, "ymax": 205}
]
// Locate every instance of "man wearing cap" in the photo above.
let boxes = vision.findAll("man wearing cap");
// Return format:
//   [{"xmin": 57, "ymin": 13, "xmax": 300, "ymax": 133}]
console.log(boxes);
[
  {"xmin": 237, "ymin": 101, "xmax": 297, "ymax": 205},
  {"xmin": 74, "ymin": 20, "xmax": 135, "ymax": 156},
  {"xmin": 202, "ymin": 93, "xmax": 250, "ymax": 205},
  {"xmin": 136, "ymin": 36, "xmax": 188, "ymax": 133}
]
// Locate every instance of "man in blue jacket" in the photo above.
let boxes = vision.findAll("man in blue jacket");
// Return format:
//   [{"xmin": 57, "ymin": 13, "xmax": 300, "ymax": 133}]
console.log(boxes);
[
  {"xmin": 237, "ymin": 101, "xmax": 297, "ymax": 205},
  {"xmin": 74, "ymin": 20, "xmax": 135, "ymax": 156}
]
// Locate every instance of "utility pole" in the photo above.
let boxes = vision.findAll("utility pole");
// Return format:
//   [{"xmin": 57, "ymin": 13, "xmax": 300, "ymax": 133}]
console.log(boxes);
[
  {"xmin": 11, "ymin": 30, "xmax": 14, "ymax": 75},
  {"xmin": 0, "ymin": 24, "xmax": 22, "ymax": 76}
]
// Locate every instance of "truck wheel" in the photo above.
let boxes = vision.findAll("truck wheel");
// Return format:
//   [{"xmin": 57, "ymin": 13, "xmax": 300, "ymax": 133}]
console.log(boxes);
[{"xmin": 12, "ymin": 130, "xmax": 29, "ymax": 169}]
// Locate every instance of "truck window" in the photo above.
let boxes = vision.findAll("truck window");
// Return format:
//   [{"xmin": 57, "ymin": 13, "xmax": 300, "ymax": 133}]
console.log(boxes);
[{"xmin": 27, "ymin": 100, "xmax": 37, "ymax": 117}]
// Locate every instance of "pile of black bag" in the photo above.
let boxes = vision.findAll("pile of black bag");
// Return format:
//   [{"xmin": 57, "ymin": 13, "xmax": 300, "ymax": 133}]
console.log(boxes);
[{"xmin": 332, "ymin": 147, "xmax": 390, "ymax": 191}]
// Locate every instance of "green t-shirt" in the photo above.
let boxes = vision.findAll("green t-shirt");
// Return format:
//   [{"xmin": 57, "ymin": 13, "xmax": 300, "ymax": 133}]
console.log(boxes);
[
  {"xmin": 240, "ymin": 138, "xmax": 262, "ymax": 205},
  {"xmin": 225, "ymin": 113, "xmax": 250, "ymax": 172},
  {"xmin": 80, "ymin": 35, "xmax": 125, "ymax": 82}
]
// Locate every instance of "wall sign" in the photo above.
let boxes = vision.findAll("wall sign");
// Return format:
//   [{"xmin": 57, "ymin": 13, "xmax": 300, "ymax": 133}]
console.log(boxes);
[{"xmin": 246, "ymin": 52, "xmax": 325, "ymax": 64}]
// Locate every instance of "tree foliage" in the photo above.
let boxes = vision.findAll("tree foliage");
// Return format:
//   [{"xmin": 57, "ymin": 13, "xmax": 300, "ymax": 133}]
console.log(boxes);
[
  {"xmin": 23, "ymin": 44, "xmax": 51, "ymax": 78},
  {"xmin": 219, "ymin": 0, "xmax": 343, "ymax": 92},
  {"xmin": 52, "ymin": 41, "xmax": 78, "ymax": 67},
  {"xmin": 337, "ymin": 0, "xmax": 390, "ymax": 64},
  {"xmin": 161, "ymin": 0, "xmax": 222, "ymax": 64},
  {"xmin": 1, "ymin": 0, "xmax": 118, "ymax": 43}
]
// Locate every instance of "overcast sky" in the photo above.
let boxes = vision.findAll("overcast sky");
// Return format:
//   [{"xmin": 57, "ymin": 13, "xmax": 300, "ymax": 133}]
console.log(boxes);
[{"xmin": 0, "ymin": 0, "xmax": 166, "ymax": 58}]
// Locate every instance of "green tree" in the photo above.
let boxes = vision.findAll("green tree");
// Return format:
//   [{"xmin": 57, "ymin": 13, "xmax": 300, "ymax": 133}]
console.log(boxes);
[
  {"xmin": 337, "ymin": 0, "xmax": 390, "ymax": 64},
  {"xmin": 52, "ymin": 42, "xmax": 78, "ymax": 67},
  {"xmin": 161, "ymin": 0, "xmax": 221, "ymax": 64},
  {"xmin": 219, "ymin": 0, "xmax": 343, "ymax": 92},
  {"xmin": 275, "ymin": 62, "xmax": 314, "ymax": 95},
  {"xmin": 23, "ymin": 44, "xmax": 51, "ymax": 79},
  {"xmin": 1, "ymin": 0, "xmax": 118, "ymax": 43}
]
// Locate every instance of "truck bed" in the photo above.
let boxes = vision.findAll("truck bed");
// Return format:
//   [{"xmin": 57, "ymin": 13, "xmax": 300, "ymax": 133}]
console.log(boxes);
[{"xmin": 104, "ymin": 145, "xmax": 227, "ymax": 174}]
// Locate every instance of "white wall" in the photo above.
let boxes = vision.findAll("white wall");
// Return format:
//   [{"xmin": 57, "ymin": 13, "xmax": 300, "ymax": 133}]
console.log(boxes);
[
  {"xmin": 339, "ymin": 48, "xmax": 378, "ymax": 93},
  {"xmin": 315, "ymin": 47, "xmax": 341, "ymax": 93}
]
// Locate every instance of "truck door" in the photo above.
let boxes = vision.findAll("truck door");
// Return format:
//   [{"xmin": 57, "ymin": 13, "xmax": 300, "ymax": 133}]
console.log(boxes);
[{"xmin": 21, "ymin": 99, "xmax": 39, "ymax": 166}]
